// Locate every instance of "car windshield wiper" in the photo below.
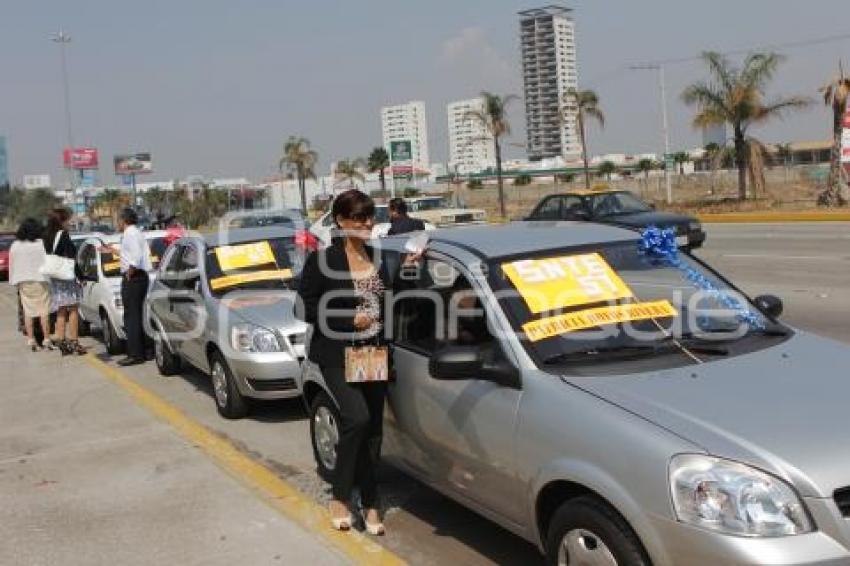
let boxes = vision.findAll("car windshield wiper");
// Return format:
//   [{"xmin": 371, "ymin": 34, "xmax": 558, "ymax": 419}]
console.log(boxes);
[{"xmin": 542, "ymin": 339, "xmax": 729, "ymax": 365}]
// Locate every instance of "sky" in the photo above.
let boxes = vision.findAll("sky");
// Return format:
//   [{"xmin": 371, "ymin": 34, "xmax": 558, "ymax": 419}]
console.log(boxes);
[{"xmin": 2, "ymin": 0, "xmax": 849, "ymax": 186}]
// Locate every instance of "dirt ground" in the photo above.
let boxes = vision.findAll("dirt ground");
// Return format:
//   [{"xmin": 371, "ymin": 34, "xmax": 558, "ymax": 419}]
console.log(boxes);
[{"xmin": 440, "ymin": 165, "xmax": 850, "ymax": 219}]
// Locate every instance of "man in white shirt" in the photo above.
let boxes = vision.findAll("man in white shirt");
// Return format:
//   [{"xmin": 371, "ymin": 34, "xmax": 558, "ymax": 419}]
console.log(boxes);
[{"xmin": 117, "ymin": 207, "xmax": 152, "ymax": 366}]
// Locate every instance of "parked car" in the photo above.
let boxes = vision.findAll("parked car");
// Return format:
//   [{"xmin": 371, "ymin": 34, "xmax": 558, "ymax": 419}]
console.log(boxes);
[
  {"xmin": 228, "ymin": 209, "xmax": 310, "ymax": 230},
  {"xmin": 525, "ymin": 190, "xmax": 706, "ymax": 249},
  {"xmin": 404, "ymin": 195, "xmax": 487, "ymax": 228},
  {"xmin": 146, "ymin": 226, "xmax": 308, "ymax": 419},
  {"xmin": 0, "ymin": 232, "xmax": 14, "ymax": 280},
  {"xmin": 300, "ymin": 221, "xmax": 850, "ymax": 565},
  {"xmin": 77, "ymin": 230, "xmax": 170, "ymax": 353},
  {"xmin": 311, "ymin": 202, "xmax": 436, "ymax": 247}
]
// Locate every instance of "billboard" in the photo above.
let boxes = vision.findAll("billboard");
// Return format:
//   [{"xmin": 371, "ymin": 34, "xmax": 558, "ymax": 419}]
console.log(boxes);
[
  {"xmin": 390, "ymin": 140, "xmax": 412, "ymax": 162},
  {"xmin": 63, "ymin": 147, "xmax": 99, "ymax": 169},
  {"xmin": 23, "ymin": 174, "xmax": 51, "ymax": 189},
  {"xmin": 0, "ymin": 136, "xmax": 8, "ymax": 187},
  {"xmin": 80, "ymin": 169, "xmax": 97, "ymax": 187},
  {"xmin": 114, "ymin": 152, "xmax": 152, "ymax": 175}
]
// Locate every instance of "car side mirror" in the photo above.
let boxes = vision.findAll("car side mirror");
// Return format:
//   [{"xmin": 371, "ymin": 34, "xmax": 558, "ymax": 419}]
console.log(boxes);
[
  {"xmin": 753, "ymin": 294, "xmax": 783, "ymax": 319},
  {"xmin": 429, "ymin": 346, "xmax": 520, "ymax": 389}
]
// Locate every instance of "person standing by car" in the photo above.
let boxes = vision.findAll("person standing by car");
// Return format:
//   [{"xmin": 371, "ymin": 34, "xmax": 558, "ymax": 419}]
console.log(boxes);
[
  {"xmin": 297, "ymin": 189, "xmax": 421, "ymax": 535},
  {"xmin": 386, "ymin": 197, "xmax": 425, "ymax": 236},
  {"xmin": 116, "ymin": 207, "xmax": 152, "ymax": 366},
  {"xmin": 9, "ymin": 218, "xmax": 54, "ymax": 351},
  {"xmin": 43, "ymin": 208, "xmax": 86, "ymax": 356}
]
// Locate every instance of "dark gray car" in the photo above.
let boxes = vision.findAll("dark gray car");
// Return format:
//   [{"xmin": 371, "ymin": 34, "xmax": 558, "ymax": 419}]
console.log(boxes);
[{"xmin": 300, "ymin": 221, "xmax": 850, "ymax": 565}]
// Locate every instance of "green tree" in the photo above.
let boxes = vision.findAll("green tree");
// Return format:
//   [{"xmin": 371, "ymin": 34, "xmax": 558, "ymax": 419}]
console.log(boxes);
[
  {"xmin": 637, "ymin": 158, "xmax": 654, "ymax": 181},
  {"xmin": 673, "ymin": 151, "xmax": 691, "ymax": 175},
  {"xmin": 367, "ymin": 147, "xmax": 390, "ymax": 194},
  {"xmin": 819, "ymin": 66, "xmax": 850, "ymax": 206},
  {"xmin": 563, "ymin": 88, "xmax": 605, "ymax": 190},
  {"xmin": 1, "ymin": 188, "xmax": 61, "ymax": 227},
  {"xmin": 597, "ymin": 160, "xmax": 617, "ymax": 180},
  {"xmin": 463, "ymin": 92, "xmax": 518, "ymax": 219},
  {"xmin": 334, "ymin": 158, "xmax": 365, "ymax": 190},
  {"xmin": 279, "ymin": 136, "xmax": 318, "ymax": 215},
  {"xmin": 93, "ymin": 189, "xmax": 127, "ymax": 226},
  {"xmin": 683, "ymin": 51, "xmax": 810, "ymax": 199},
  {"xmin": 142, "ymin": 186, "xmax": 171, "ymax": 218}
]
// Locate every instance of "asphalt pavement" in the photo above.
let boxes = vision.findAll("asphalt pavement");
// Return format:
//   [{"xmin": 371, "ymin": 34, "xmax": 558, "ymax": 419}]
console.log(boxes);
[{"xmin": 2, "ymin": 222, "xmax": 848, "ymax": 566}]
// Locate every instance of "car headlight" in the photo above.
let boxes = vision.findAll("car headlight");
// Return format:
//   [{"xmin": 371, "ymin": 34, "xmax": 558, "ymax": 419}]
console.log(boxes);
[
  {"xmin": 670, "ymin": 455, "xmax": 813, "ymax": 537},
  {"xmin": 113, "ymin": 291, "xmax": 123, "ymax": 309},
  {"xmin": 230, "ymin": 323, "xmax": 282, "ymax": 353}
]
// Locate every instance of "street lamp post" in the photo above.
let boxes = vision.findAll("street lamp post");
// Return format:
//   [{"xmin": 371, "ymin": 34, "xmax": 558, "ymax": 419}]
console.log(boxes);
[
  {"xmin": 629, "ymin": 63, "xmax": 673, "ymax": 204},
  {"xmin": 51, "ymin": 30, "xmax": 77, "ymax": 211}
]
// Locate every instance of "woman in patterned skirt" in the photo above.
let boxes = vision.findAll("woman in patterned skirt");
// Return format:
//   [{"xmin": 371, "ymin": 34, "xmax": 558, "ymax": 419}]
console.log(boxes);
[{"xmin": 43, "ymin": 208, "xmax": 87, "ymax": 356}]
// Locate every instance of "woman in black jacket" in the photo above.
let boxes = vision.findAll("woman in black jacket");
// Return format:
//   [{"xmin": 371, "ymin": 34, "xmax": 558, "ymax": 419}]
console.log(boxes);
[
  {"xmin": 297, "ymin": 190, "xmax": 421, "ymax": 535},
  {"xmin": 43, "ymin": 208, "xmax": 87, "ymax": 355}
]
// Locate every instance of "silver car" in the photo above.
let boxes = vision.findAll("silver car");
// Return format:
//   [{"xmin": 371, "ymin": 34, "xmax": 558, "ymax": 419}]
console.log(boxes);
[
  {"xmin": 147, "ymin": 227, "xmax": 308, "ymax": 419},
  {"xmin": 300, "ymin": 221, "xmax": 850, "ymax": 565}
]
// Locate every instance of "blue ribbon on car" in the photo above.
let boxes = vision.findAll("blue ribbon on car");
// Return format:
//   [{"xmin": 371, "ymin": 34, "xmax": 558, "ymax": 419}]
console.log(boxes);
[{"xmin": 638, "ymin": 225, "xmax": 764, "ymax": 330}]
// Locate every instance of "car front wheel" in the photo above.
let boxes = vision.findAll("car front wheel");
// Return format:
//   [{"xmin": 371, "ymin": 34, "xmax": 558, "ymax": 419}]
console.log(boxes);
[
  {"xmin": 546, "ymin": 495, "xmax": 649, "ymax": 566},
  {"xmin": 209, "ymin": 350, "xmax": 248, "ymax": 419},
  {"xmin": 101, "ymin": 312, "xmax": 124, "ymax": 355},
  {"xmin": 309, "ymin": 391, "xmax": 340, "ymax": 482}
]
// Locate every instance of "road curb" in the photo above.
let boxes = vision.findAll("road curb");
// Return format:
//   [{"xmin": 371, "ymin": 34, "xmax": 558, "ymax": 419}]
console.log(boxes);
[
  {"xmin": 84, "ymin": 354, "xmax": 407, "ymax": 566},
  {"xmin": 696, "ymin": 211, "xmax": 850, "ymax": 223}
]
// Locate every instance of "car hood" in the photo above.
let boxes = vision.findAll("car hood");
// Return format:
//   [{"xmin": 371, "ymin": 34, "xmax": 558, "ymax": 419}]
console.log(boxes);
[
  {"xmin": 562, "ymin": 331, "xmax": 850, "ymax": 497},
  {"xmin": 220, "ymin": 290, "xmax": 306, "ymax": 335},
  {"xmin": 603, "ymin": 211, "xmax": 693, "ymax": 228}
]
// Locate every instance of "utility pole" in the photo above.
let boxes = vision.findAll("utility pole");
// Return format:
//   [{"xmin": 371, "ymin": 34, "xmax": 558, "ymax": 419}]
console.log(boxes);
[
  {"xmin": 51, "ymin": 30, "xmax": 77, "ymax": 211},
  {"xmin": 629, "ymin": 63, "xmax": 673, "ymax": 204}
]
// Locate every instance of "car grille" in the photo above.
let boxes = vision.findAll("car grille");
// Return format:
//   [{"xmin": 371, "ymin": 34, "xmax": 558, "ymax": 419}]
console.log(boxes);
[
  {"xmin": 835, "ymin": 487, "xmax": 850, "ymax": 517},
  {"xmin": 247, "ymin": 378, "xmax": 297, "ymax": 392},
  {"xmin": 454, "ymin": 213, "xmax": 474, "ymax": 223}
]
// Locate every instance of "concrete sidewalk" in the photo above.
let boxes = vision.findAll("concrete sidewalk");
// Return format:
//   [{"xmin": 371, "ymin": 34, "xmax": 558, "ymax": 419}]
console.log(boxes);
[{"xmin": 0, "ymin": 289, "xmax": 348, "ymax": 566}]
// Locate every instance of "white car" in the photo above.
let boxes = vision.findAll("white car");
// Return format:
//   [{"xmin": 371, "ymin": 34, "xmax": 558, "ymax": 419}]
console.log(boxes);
[
  {"xmin": 310, "ymin": 203, "xmax": 435, "ymax": 247},
  {"xmin": 76, "ymin": 231, "xmax": 170, "ymax": 354}
]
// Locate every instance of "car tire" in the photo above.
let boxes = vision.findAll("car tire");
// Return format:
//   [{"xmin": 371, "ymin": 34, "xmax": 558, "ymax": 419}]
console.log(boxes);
[
  {"xmin": 101, "ymin": 312, "xmax": 125, "ymax": 355},
  {"xmin": 545, "ymin": 495, "xmax": 649, "ymax": 566},
  {"xmin": 209, "ymin": 350, "xmax": 248, "ymax": 419},
  {"xmin": 78, "ymin": 316, "xmax": 91, "ymax": 337},
  {"xmin": 153, "ymin": 329, "xmax": 181, "ymax": 376},
  {"xmin": 309, "ymin": 391, "xmax": 340, "ymax": 482}
]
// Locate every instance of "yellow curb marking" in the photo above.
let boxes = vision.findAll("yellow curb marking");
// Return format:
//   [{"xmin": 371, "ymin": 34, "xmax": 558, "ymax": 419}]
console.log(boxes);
[{"xmin": 84, "ymin": 354, "xmax": 406, "ymax": 566}]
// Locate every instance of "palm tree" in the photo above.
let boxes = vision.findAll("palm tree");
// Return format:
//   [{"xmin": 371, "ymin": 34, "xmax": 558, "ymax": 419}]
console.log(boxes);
[
  {"xmin": 279, "ymin": 136, "xmax": 318, "ymax": 215},
  {"xmin": 333, "ymin": 158, "xmax": 366, "ymax": 191},
  {"xmin": 463, "ymin": 92, "xmax": 517, "ymax": 219},
  {"xmin": 597, "ymin": 160, "xmax": 617, "ymax": 181},
  {"xmin": 93, "ymin": 189, "xmax": 127, "ymax": 227},
  {"xmin": 367, "ymin": 147, "xmax": 390, "ymax": 194},
  {"xmin": 563, "ymin": 88, "xmax": 605, "ymax": 191},
  {"xmin": 683, "ymin": 51, "xmax": 810, "ymax": 200},
  {"xmin": 819, "ymin": 65, "xmax": 850, "ymax": 206},
  {"xmin": 673, "ymin": 152, "xmax": 691, "ymax": 175},
  {"xmin": 637, "ymin": 158, "xmax": 654, "ymax": 181}
]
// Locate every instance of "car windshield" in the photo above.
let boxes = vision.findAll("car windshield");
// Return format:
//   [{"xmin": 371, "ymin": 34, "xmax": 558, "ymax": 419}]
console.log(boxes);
[
  {"xmin": 589, "ymin": 192, "xmax": 652, "ymax": 217},
  {"xmin": 0, "ymin": 236, "xmax": 14, "ymax": 251},
  {"xmin": 204, "ymin": 237, "xmax": 302, "ymax": 296},
  {"xmin": 408, "ymin": 197, "xmax": 449, "ymax": 211},
  {"xmin": 490, "ymin": 242, "xmax": 778, "ymax": 367}
]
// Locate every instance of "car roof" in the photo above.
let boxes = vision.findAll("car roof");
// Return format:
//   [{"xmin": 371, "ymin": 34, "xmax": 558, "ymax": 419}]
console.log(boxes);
[
  {"xmin": 547, "ymin": 189, "xmax": 628, "ymax": 197},
  {"xmin": 202, "ymin": 226, "xmax": 298, "ymax": 247},
  {"xmin": 408, "ymin": 221, "xmax": 640, "ymax": 259}
]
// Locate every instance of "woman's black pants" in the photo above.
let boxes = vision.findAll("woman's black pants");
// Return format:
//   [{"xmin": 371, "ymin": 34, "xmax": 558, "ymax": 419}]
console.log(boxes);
[{"xmin": 321, "ymin": 365, "xmax": 387, "ymax": 508}]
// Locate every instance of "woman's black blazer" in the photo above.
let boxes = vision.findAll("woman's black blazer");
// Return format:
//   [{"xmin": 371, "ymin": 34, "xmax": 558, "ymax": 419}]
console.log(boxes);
[{"xmin": 296, "ymin": 238, "xmax": 408, "ymax": 368}]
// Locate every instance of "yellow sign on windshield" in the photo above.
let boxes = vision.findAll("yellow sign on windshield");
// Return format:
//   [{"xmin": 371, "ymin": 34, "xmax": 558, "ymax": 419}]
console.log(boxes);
[
  {"xmin": 209, "ymin": 268, "xmax": 293, "ymax": 291},
  {"xmin": 502, "ymin": 253, "xmax": 633, "ymax": 313},
  {"xmin": 522, "ymin": 300, "xmax": 678, "ymax": 342},
  {"xmin": 215, "ymin": 241, "xmax": 275, "ymax": 272}
]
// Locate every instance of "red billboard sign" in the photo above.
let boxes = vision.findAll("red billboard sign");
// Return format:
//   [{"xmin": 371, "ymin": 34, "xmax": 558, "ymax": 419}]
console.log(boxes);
[{"xmin": 63, "ymin": 147, "xmax": 99, "ymax": 170}]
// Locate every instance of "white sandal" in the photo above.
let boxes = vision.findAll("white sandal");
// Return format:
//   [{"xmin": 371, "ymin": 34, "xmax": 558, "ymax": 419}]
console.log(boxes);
[
  {"xmin": 363, "ymin": 510, "xmax": 385, "ymax": 536},
  {"xmin": 329, "ymin": 501, "xmax": 352, "ymax": 531}
]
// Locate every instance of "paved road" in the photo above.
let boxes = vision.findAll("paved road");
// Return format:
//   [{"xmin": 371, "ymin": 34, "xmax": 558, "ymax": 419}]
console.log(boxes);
[{"xmin": 3, "ymin": 222, "xmax": 848, "ymax": 565}]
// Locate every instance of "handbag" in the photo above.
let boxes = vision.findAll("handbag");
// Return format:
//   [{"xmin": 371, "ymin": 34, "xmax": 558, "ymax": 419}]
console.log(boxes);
[
  {"xmin": 344, "ymin": 345, "xmax": 389, "ymax": 383},
  {"xmin": 40, "ymin": 230, "xmax": 76, "ymax": 281}
]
